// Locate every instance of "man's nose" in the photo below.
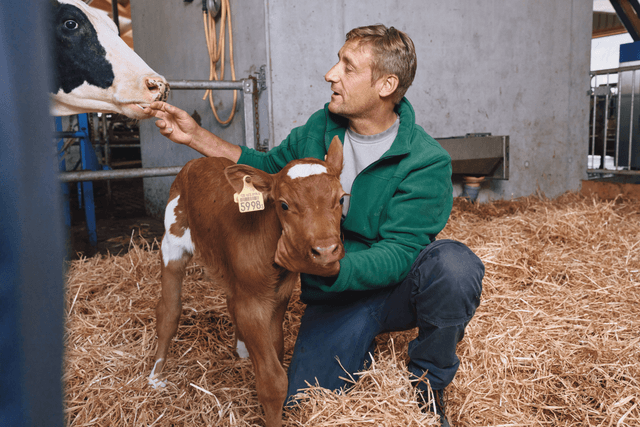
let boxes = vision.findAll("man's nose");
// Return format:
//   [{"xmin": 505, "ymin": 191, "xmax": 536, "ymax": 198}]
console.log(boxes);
[{"xmin": 325, "ymin": 64, "xmax": 338, "ymax": 82}]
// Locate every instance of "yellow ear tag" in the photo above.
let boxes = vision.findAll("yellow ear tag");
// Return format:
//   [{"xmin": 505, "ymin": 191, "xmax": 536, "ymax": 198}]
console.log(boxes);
[{"xmin": 233, "ymin": 176, "xmax": 265, "ymax": 213}]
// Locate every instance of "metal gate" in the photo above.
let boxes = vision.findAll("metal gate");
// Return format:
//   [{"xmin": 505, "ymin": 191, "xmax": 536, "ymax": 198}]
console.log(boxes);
[
  {"xmin": 57, "ymin": 78, "xmax": 259, "ymax": 183},
  {"xmin": 589, "ymin": 64, "xmax": 640, "ymax": 177}
]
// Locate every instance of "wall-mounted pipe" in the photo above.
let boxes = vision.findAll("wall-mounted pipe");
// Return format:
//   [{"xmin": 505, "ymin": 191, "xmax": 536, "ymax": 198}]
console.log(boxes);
[{"xmin": 59, "ymin": 166, "xmax": 182, "ymax": 183}]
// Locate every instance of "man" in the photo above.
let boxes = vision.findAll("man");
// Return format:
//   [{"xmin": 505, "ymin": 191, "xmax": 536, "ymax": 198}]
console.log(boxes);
[{"xmin": 146, "ymin": 24, "xmax": 484, "ymax": 427}]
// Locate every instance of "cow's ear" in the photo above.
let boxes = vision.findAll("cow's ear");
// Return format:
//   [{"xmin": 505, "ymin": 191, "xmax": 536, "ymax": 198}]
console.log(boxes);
[
  {"xmin": 325, "ymin": 135, "xmax": 343, "ymax": 177},
  {"xmin": 224, "ymin": 164, "xmax": 274, "ymax": 199}
]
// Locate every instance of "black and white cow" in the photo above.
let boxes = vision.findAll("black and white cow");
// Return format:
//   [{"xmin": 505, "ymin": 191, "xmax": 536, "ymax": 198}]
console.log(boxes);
[{"xmin": 50, "ymin": 0, "xmax": 169, "ymax": 119}]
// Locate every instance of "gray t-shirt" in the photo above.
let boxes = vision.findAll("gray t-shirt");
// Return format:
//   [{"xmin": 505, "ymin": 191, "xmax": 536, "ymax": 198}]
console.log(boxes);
[{"xmin": 340, "ymin": 116, "xmax": 400, "ymax": 216}]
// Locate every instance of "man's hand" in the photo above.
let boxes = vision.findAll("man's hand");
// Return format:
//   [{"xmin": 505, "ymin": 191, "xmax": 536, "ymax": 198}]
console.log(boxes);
[
  {"xmin": 144, "ymin": 101, "xmax": 242, "ymax": 161},
  {"xmin": 144, "ymin": 101, "xmax": 200, "ymax": 147},
  {"xmin": 274, "ymin": 236, "xmax": 341, "ymax": 277}
]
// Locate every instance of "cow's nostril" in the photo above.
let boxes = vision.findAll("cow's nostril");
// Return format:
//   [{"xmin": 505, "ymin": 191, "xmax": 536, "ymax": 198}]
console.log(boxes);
[
  {"xmin": 146, "ymin": 78, "xmax": 159, "ymax": 92},
  {"xmin": 311, "ymin": 248, "xmax": 321, "ymax": 257},
  {"xmin": 145, "ymin": 78, "xmax": 170, "ymax": 101}
]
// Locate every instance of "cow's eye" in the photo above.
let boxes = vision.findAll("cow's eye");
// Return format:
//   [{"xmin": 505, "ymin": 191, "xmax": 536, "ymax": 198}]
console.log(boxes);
[
  {"xmin": 339, "ymin": 196, "xmax": 344, "ymax": 205},
  {"xmin": 281, "ymin": 202, "xmax": 289, "ymax": 211},
  {"xmin": 64, "ymin": 20, "xmax": 78, "ymax": 30}
]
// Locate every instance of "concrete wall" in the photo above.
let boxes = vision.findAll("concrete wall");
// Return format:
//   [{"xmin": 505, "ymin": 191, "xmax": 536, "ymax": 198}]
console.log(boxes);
[
  {"xmin": 131, "ymin": 0, "xmax": 270, "ymax": 217},
  {"xmin": 265, "ymin": 0, "xmax": 592, "ymax": 202},
  {"xmin": 131, "ymin": 0, "xmax": 592, "ymax": 216}
]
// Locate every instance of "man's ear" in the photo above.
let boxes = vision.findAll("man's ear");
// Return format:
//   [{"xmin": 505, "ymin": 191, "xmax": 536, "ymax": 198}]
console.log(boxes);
[
  {"xmin": 379, "ymin": 74, "xmax": 399, "ymax": 99},
  {"xmin": 224, "ymin": 164, "xmax": 274, "ymax": 199},
  {"xmin": 325, "ymin": 135, "xmax": 344, "ymax": 177}
]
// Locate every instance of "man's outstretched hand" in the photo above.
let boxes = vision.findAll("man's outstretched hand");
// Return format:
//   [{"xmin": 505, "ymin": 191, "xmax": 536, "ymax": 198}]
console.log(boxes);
[
  {"xmin": 144, "ymin": 101, "xmax": 200, "ymax": 147},
  {"xmin": 144, "ymin": 101, "xmax": 242, "ymax": 161}
]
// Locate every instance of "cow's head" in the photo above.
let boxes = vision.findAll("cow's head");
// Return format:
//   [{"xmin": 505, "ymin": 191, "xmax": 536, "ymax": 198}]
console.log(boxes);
[
  {"xmin": 225, "ymin": 136, "xmax": 347, "ymax": 274},
  {"xmin": 50, "ymin": 0, "xmax": 169, "ymax": 119}
]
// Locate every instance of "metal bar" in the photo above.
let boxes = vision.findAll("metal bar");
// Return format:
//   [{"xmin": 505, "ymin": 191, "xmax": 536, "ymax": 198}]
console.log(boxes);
[
  {"xmin": 587, "ymin": 169, "xmax": 640, "ymax": 175},
  {"xmin": 57, "ymin": 140, "xmax": 140, "ymax": 148},
  {"xmin": 616, "ymin": 71, "xmax": 623, "ymax": 168},
  {"xmin": 106, "ymin": 138, "xmax": 139, "ymax": 143},
  {"xmin": 59, "ymin": 166, "xmax": 183, "ymax": 183},
  {"xmin": 101, "ymin": 114, "xmax": 111, "ymax": 200},
  {"xmin": 243, "ymin": 78, "xmax": 257, "ymax": 149},
  {"xmin": 57, "ymin": 78, "xmax": 259, "ymax": 184},
  {"xmin": 590, "ymin": 63, "xmax": 640, "ymax": 76},
  {"xmin": 609, "ymin": 0, "xmax": 640, "ymax": 41},
  {"xmin": 628, "ymin": 69, "xmax": 636, "ymax": 169},
  {"xmin": 591, "ymin": 85, "xmax": 597, "ymax": 167},
  {"xmin": 167, "ymin": 80, "xmax": 245, "ymax": 90},
  {"xmin": 1, "ymin": 1, "xmax": 65, "ymax": 422},
  {"xmin": 168, "ymin": 78, "xmax": 255, "ymax": 148},
  {"xmin": 53, "ymin": 131, "xmax": 87, "ymax": 139},
  {"xmin": 77, "ymin": 113, "xmax": 97, "ymax": 246},
  {"xmin": 603, "ymin": 74, "xmax": 610, "ymax": 169},
  {"xmin": 501, "ymin": 135, "xmax": 509, "ymax": 180},
  {"xmin": 111, "ymin": 0, "xmax": 120, "ymax": 36}
]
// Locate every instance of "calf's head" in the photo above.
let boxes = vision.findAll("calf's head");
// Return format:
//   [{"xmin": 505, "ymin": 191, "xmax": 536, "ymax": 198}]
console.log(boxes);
[
  {"xmin": 225, "ymin": 136, "xmax": 346, "ymax": 274},
  {"xmin": 50, "ymin": 0, "xmax": 169, "ymax": 119}
]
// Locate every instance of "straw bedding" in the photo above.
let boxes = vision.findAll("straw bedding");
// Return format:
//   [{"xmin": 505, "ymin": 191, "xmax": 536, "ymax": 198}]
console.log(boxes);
[{"xmin": 64, "ymin": 192, "xmax": 640, "ymax": 426}]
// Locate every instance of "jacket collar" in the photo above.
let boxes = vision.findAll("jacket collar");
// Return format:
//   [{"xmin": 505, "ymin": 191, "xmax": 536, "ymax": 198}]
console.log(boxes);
[{"xmin": 324, "ymin": 97, "xmax": 414, "ymax": 158}]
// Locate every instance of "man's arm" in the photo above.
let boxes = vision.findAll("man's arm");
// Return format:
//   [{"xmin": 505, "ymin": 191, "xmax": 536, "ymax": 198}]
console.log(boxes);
[{"xmin": 144, "ymin": 101, "xmax": 242, "ymax": 161}]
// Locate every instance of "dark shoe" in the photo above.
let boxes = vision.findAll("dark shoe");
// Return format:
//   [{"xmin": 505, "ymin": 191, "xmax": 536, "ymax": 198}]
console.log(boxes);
[{"xmin": 417, "ymin": 388, "xmax": 450, "ymax": 427}]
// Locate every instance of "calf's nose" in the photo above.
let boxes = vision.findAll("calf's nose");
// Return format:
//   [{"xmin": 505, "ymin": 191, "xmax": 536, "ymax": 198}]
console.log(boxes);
[{"xmin": 310, "ymin": 242, "xmax": 342, "ymax": 264}]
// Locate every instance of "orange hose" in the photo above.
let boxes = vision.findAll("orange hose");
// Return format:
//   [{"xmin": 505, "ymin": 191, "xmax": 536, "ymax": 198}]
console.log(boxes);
[{"xmin": 202, "ymin": 0, "xmax": 237, "ymax": 125}]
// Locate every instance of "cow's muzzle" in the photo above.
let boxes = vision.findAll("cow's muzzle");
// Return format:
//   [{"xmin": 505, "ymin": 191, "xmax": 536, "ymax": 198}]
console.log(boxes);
[
  {"xmin": 310, "ymin": 241, "xmax": 343, "ymax": 265},
  {"xmin": 146, "ymin": 77, "xmax": 170, "ymax": 102}
]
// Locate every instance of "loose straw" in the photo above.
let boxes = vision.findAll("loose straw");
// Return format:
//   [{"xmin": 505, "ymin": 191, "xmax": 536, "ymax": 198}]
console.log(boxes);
[{"xmin": 64, "ymin": 192, "xmax": 640, "ymax": 426}]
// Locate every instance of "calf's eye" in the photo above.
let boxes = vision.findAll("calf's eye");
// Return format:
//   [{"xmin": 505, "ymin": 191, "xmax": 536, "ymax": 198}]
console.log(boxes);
[
  {"xmin": 339, "ymin": 197, "xmax": 344, "ymax": 205},
  {"xmin": 64, "ymin": 20, "xmax": 78, "ymax": 30},
  {"xmin": 281, "ymin": 202, "xmax": 289, "ymax": 211}
]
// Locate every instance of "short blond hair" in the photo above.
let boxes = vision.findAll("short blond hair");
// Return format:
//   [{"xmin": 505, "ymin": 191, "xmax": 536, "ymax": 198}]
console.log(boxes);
[{"xmin": 346, "ymin": 24, "xmax": 417, "ymax": 104}]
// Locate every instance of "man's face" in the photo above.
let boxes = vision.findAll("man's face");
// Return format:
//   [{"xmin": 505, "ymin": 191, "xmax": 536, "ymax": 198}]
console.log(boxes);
[{"xmin": 325, "ymin": 40, "xmax": 381, "ymax": 119}]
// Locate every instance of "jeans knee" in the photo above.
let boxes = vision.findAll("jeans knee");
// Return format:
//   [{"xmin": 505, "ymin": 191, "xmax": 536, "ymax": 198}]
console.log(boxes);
[{"xmin": 411, "ymin": 240, "xmax": 484, "ymax": 326}]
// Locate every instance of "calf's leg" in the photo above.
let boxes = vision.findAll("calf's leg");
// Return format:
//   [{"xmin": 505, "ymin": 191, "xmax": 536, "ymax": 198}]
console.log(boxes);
[
  {"xmin": 270, "ymin": 295, "xmax": 291, "ymax": 365},
  {"xmin": 232, "ymin": 298, "xmax": 288, "ymax": 427},
  {"xmin": 149, "ymin": 240, "xmax": 193, "ymax": 388}
]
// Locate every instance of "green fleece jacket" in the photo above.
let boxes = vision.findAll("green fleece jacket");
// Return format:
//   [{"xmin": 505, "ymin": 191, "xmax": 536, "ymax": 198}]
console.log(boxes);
[{"xmin": 237, "ymin": 98, "xmax": 453, "ymax": 304}]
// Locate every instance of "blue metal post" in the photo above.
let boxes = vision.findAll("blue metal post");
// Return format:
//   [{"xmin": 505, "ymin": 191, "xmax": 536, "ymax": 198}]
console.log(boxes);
[
  {"xmin": 0, "ymin": 0, "xmax": 65, "ymax": 425},
  {"xmin": 55, "ymin": 117, "xmax": 72, "ymax": 227},
  {"xmin": 77, "ymin": 113, "xmax": 98, "ymax": 246}
]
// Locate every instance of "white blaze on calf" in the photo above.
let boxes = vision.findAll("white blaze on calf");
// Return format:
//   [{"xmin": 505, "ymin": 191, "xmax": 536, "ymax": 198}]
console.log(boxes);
[
  {"xmin": 287, "ymin": 163, "xmax": 327, "ymax": 180},
  {"xmin": 161, "ymin": 196, "xmax": 195, "ymax": 266}
]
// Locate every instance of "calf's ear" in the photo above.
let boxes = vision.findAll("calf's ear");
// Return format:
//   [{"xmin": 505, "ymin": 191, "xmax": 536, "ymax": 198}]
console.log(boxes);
[
  {"xmin": 325, "ymin": 135, "xmax": 344, "ymax": 177},
  {"xmin": 224, "ymin": 164, "xmax": 274, "ymax": 199}
]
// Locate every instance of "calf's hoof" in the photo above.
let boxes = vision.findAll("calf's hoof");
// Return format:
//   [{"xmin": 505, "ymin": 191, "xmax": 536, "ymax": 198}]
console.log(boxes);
[{"xmin": 148, "ymin": 358, "xmax": 168, "ymax": 389}]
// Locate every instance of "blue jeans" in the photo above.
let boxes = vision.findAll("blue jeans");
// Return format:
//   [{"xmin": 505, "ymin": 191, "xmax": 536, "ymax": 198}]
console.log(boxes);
[{"xmin": 286, "ymin": 239, "xmax": 484, "ymax": 402}]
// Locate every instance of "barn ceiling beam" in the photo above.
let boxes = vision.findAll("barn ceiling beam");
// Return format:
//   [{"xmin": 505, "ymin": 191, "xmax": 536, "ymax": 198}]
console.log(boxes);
[
  {"xmin": 609, "ymin": 0, "xmax": 640, "ymax": 40},
  {"xmin": 593, "ymin": 11, "xmax": 627, "ymax": 38},
  {"xmin": 83, "ymin": 0, "xmax": 133, "ymax": 48},
  {"xmin": 85, "ymin": 0, "xmax": 131, "ymax": 19}
]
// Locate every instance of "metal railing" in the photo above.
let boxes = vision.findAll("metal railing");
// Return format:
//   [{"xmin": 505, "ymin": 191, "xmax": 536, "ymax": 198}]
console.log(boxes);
[
  {"xmin": 589, "ymin": 65, "xmax": 640, "ymax": 176},
  {"xmin": 58, "ymin": 78, "xmax": 258, "ymax": 183}
]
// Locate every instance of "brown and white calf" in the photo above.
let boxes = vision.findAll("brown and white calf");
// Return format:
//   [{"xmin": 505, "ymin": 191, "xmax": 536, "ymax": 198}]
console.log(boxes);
[
  {"xmin": 50, "ymin": 0, "xmax": 169, "ymax": 119},
  {"xmin": 149, "ymin": 136, "xmax": 346, "ymax": 427}
]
